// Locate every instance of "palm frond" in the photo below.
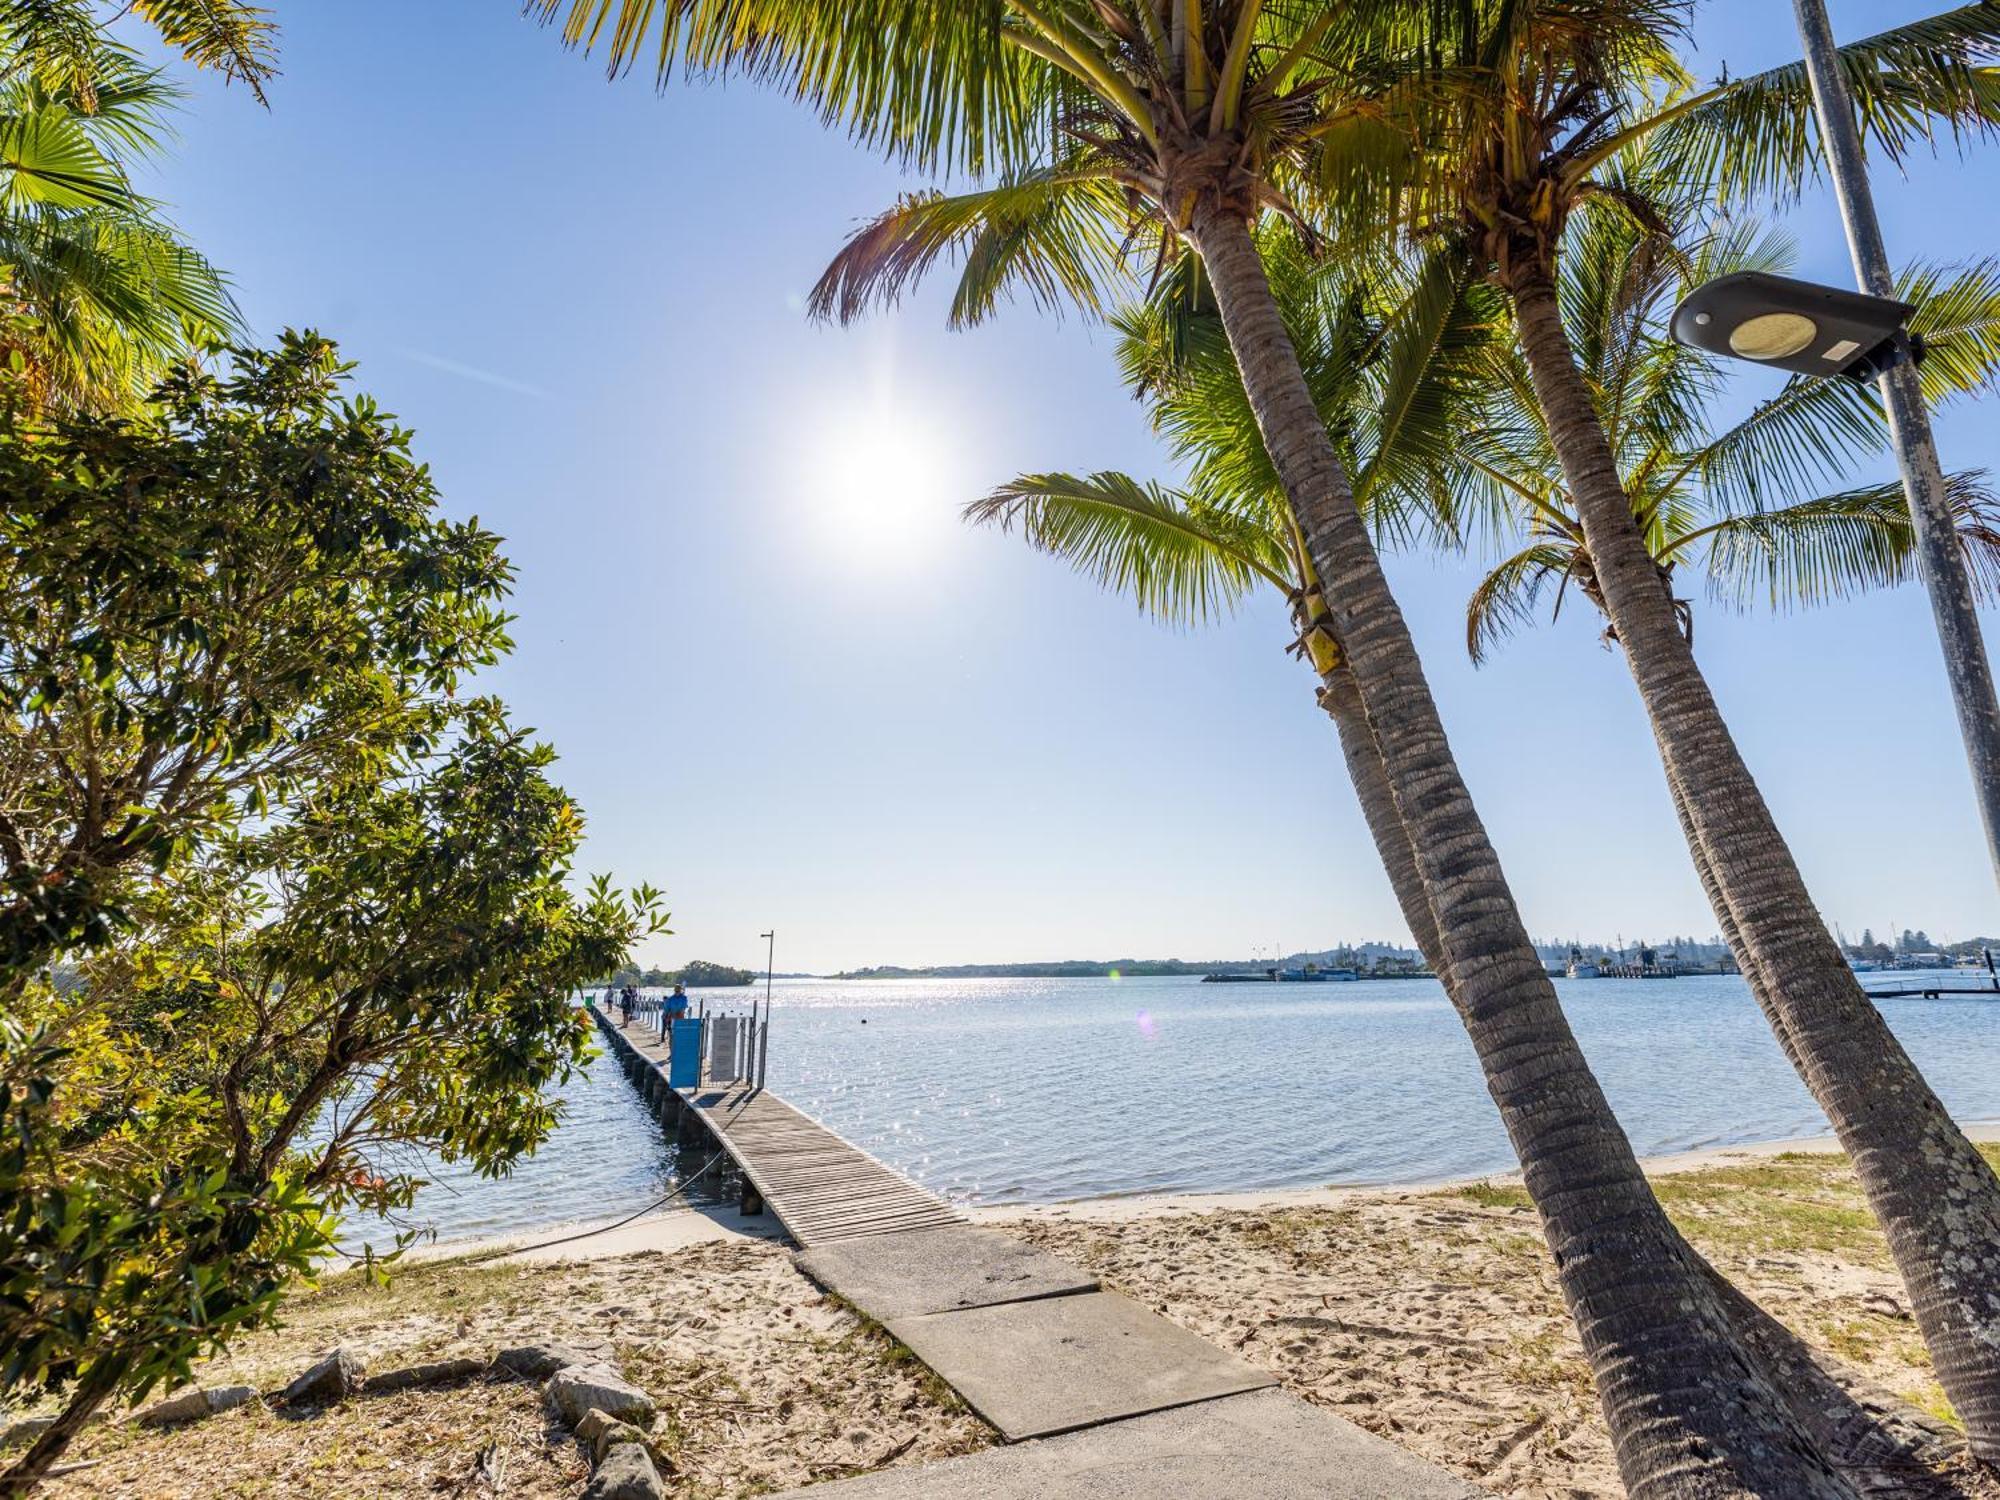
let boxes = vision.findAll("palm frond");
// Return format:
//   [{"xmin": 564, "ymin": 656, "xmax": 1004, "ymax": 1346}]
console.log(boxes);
[
  {"xmin": 0, "ymin": 102, "xmax": 142, "ymax": 211},
  {"xmin": 0, "ymin": 206, "xmax": 238, "ymax": 408},
  {"xmin": 1465, "ymin": 540, "xmax": 1582, "ymax": 664},
  {"xmin": 130, "ymin": 0, "xmax": 278, "ymax": 102},
  {"xmin": 1693, "ymin": 471, "xmax": 2000, "ymax": 611},
  {"xmin": 808, "ymin": 167, "xmax": 1133, "ymax": 327},
  {"xmin": 1657, "ymin": 5, "xmax": 2000, "ymax": 205},
  {"xmin": 965, "ymin": 469, "xmax": 1292, "ymax": 627},
  {"xmin": 526, "ymin": 0, "xmax": 1054, "ymax": 176},
  {"xmin": 1351, "ymin": 241, "xmax": 1501, "ymax": 548},
  {"xmin": 1904, "ymin": 254, "xmax": 2000, "ymax": 403},
  {"xmin": 0, "ymin": 0, "xmax": 274, "ymax": 103}
]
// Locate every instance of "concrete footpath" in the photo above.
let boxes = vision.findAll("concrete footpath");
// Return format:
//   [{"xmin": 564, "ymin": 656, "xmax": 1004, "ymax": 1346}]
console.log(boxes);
[
  {"xmin": 780, "ymin": 1222, "xmax": 1485, "ymax": 1498},
  {"xmin": 591, "ymin": 1008, "xmax": 1484, "ymax": 1498}
]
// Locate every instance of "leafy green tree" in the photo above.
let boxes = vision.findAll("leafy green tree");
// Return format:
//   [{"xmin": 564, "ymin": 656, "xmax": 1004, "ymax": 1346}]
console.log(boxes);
[
  {"xmin": 1325, "ymin": 3, "xmax": 2000, "ymax": 1450},
  {"xmin": 0, "ymin": 332, "xmax": 512, "ymax": 985},
  {"xmin": 525, "ymin": 4, "xmax": 1937, "ymax": 1485},
  {"xmin": 0, "ymin": 703, "xmax": 665, "ymax": 1494}
]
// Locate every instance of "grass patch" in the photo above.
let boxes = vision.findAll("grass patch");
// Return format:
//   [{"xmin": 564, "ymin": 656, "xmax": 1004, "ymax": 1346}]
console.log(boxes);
[{"xmin": 1453, "ymin": 1181, "xmax": 1531, "ymax": 1210}]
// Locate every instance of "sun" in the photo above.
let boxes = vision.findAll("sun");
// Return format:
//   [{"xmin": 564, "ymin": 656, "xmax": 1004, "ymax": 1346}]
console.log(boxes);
[{"xmin": 803, "ymin": 398, "xmax": 957, "ymax": 567}]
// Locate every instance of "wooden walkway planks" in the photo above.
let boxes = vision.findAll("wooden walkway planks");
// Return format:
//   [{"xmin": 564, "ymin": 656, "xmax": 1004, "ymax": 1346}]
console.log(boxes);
[
  {"xmin": 588, "ymin": 1004, "xmax": 964, "ymax": 1247},
  {"xmin": 681, "ymin": 1084, "xmax": 964, "ymax": 1247}
]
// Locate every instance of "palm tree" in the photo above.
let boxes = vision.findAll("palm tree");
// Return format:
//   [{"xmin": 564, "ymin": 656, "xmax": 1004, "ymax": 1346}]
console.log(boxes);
[
  {"xmin": 0, "ymin": 38, "xmax": 237, "ymax": 408},
  {"xmin": 0, "ymin": 0, "xmax": 277, "ymax": 104},
  {"xmin": 1324, "ymin": 3, "xmax": 2000, "ymax": 1453},
  {"xmin": 1463, "ymin": 216, "xmax": 2000, "ymax": 665},
  {"xmin": 975, "ymin": 242, "xmax": 1968, "ymax": 1484},
  {"xmin": 975, "ymin": 239, "xmax": 1496, "ymax": 972},
  {"xmin": 533, "ymin": 4, "xmax": 1882, "ymax": 1488}
]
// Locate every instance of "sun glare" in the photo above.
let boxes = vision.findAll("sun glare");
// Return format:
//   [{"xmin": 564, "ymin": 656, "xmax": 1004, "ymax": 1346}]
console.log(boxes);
[{"xmin": 805, "ymin": 400, "xmax": 957, "ymax": 567}]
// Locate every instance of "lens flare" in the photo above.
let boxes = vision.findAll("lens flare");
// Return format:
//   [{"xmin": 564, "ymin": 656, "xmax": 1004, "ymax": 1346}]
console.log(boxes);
[{"xmin": 1135, "ymin": 1010, "xmax": 1157, "ymax": 1039}]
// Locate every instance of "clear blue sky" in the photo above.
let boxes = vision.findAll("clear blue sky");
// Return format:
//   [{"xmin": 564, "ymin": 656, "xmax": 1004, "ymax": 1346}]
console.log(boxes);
[{"xmin": 132, "ymin": 3, "xmax": 2000, "ymax": 973}]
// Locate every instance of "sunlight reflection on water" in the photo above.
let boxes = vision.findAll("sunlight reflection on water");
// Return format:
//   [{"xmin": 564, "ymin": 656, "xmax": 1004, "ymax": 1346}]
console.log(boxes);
[{"xmin": 394, "ymin": 972, "xmax": 2000, "ymax": 1244}]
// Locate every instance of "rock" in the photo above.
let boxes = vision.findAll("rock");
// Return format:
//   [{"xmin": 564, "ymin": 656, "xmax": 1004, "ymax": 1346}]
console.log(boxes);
[
  {"xmin": 366, "ymin": 1356, "xmax": 489, "ymax": 1394},
  {"xmin": 591, "ymin": 1419, "xmax": 649, "ymax": 1463},
  {"xmin": 575, "ymin": 1408, "xmax": 648, "ymax": 1461},
  {"xmin": 0, "ymin": 1417, "xmax": 52, "ymax": 1450},
  {"xmin": 1858, "ymin": 1292, "xmax": 1910, "ymax": 1321},
  {"xmin": 279, "ymin": 1349, "xmax": 364, "ymax": 1406},
  {"xmin": 131, "ymin": 1384, "xmax": 256, "ymax": 1427},
  {"xmin": 134, "ymin": 1388, "xmax": 213, "ymax": 1427},
  {"xmin": 546, "ymin": 1365, "xmax": 655, "ymax": 1428},
  {"xmin": 581, "ymin": 1442, "xmax": 664, "ymax": 1500},
  {"xmin": 494, "ymin": 1343, "xmax": 596, "ymax": 1380}
]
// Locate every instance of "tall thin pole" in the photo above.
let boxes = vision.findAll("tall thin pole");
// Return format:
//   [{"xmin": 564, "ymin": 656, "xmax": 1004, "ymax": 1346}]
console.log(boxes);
[
  {"xmin": 1793, "ymin": 0, "xmax": 2000, "ymax": 892},
  {"xmin": 758, "ymin": 929, "xmax": 774, "ymax": 1090}
]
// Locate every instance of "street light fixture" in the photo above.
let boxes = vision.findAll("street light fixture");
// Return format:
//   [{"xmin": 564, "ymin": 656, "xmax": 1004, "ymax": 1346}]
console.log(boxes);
[{"xmin": 1669, "ymin": 270, "xmax": 1922, "ymax": 382}]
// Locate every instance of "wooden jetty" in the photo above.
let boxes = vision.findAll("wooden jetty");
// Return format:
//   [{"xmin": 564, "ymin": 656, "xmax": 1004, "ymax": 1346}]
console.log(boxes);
[
  {"xmin": 589, "ymin": 1002, "xmax": 963, "ymax": 1247},
  {"xmin": 1863, "ymin": 983, "xmax": 2000, "ymax": 1000}
]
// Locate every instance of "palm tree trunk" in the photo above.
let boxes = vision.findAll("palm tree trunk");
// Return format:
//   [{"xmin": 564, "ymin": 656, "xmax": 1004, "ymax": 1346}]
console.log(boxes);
[
  {"xmin": 1661, "ymin": 765, "xmax": 1805, "ymax": 1069},
  {"xmin": 1508, "ymin": 266, "xmax": 2000, "ymax": 1462},
  {"xmin": 1317, "ymin": 669, "xmax": 1447, "ymax": 974},
  {"xmin": 1189, "ymin": 199, "xmax": 1850, "ymax": 1499},
  {"xmin": 1319, "ymin": 664, "xmax": 1958, "ymax": 1492}
]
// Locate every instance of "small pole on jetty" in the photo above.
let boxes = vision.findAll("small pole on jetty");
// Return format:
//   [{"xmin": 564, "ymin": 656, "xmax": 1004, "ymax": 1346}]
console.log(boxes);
[{"xmin": 758, "ymin": 930, "xmax": 775, "ymax": 1091}]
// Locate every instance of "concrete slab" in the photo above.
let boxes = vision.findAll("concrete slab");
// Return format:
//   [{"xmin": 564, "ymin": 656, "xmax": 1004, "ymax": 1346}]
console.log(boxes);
[
  {"xmin": 763, "ymin": 1387, "xmax": 1487, "ymax": 1498},
  {"xmin": 794, "ymin": 1225, "xmax": 1098, "ymax": 1321},
  {"xmin": 885, "ymin": 1290, "xmax": 1275, "ymax": 1442}
]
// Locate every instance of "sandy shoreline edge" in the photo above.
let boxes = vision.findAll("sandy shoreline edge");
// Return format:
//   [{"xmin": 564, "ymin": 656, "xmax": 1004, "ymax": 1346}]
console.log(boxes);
[{"xmin": 424, "ymin": 1117, "xmax": 2000, "ymax": 1264}]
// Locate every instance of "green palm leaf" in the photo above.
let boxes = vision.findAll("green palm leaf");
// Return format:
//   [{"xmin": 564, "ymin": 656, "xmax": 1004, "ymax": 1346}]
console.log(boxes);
[
  {"xmin": 1690, "ymin": 471, "xmax": 2000, "ymax": 612},
  {"xmin": 0, "ymin": 104, "xmax": 140, "ymax": 211},
  {"xmin": 1655, "ymin": 6, "xmax": 2000, "ymax": 206},
  {"xmin": 966, "ymin": 470, "xmax": 1292, "ymax": 628},
  {"xmin": 130, "ymin": 0, "xmax": 278, "ymax": 102},
  {"xmin": 528, "ymin": 0, "xmax": 1053, "ymax": 176},
  {"xmin": 1465, "ymin": 540, "xmax": 1584, "ymax": 665},
  {"xmin": 809, "ymin": 166, "xmax": 1133, "ymax": 327}
]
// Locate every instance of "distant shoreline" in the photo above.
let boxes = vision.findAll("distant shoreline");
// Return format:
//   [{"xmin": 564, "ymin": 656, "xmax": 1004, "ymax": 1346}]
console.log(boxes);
[{"xmin": 833, "ymin": 959, "xmax": 1429, "ymax": 980}]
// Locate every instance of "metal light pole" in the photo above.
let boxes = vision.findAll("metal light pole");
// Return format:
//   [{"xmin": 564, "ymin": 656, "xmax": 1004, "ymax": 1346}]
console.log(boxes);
[{"xmin": 1792, "ymin": 0, "xmax": 2000, "ymax": 892}]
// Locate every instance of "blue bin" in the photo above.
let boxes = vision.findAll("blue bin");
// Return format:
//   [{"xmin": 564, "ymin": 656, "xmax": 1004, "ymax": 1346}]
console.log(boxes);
[{"xmin": 668, "ymin": 1018, "xmax": 702, "ymax": 1088}]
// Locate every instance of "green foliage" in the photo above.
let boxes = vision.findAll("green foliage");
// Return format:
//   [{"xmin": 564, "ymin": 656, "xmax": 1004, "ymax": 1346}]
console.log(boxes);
[
  {"xmin": 0, "ymin": 25, "xmax": 240, "ymax": 409},
  {"xmin": 0, "ymin": 338, "xmax": 666, "ymax": 1490},
  {"xmin": 0, "ymin": 332, "xmax": 514, "ymax": 979},
  {"xmin": 0, "ymin": 0, "xmax": 278, "ymax": 107},
  {"xmin": 1457, "ymin": 175, "xmax": 2000, "ymax": 659},
  {"xmin": 0, "ymin": 711, "xmax": 663, "ymax": 1449}
]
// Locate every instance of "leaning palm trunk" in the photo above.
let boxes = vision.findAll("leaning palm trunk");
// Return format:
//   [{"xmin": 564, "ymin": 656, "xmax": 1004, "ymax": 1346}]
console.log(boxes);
[
  {"xmin": 1317, "ymin": 669, "xmax": 1448, "ymax": 971},
  {"xmin": 1508, "ymin": 268, "xmax": 2000, "ymax": 1462},
  {"xmin": 1323, "ymin": 660, "xmax": 1960, "ymax": 1491},
  {"xmin": 1186, "ymin": 200, "xmax": 1849, "ymax": 1499}
]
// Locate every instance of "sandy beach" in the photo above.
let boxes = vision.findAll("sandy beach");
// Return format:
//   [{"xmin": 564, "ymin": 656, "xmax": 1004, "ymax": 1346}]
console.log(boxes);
[{"xmin": 32, "ymin": 1129, "xmax": 2000, "ymax": 1500}]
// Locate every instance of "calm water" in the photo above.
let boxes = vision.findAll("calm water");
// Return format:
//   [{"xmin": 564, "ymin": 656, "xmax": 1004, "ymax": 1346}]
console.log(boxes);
[{"xmin": 392, "ymin": 971, "xmax": 2000, "ymax": 1246}]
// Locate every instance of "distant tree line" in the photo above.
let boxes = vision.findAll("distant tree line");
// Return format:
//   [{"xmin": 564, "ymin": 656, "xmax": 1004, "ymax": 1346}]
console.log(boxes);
[{"xmin": 605, "ymin": 958, "xmax": 755, "ymax": 987}]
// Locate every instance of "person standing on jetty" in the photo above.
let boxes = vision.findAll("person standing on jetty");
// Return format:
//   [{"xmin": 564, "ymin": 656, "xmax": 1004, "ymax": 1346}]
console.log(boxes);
[
  {"xmin": 665, "ymin": 982, "xmax": 689, "ymax": 1022},
  {"xmin": 619, "ymin": 985, "xmax": 636, "ymax": 1026}
]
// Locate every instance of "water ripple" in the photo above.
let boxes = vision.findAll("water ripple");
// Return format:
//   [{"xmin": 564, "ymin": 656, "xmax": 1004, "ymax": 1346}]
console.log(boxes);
[{"xmin": 390, "ymin": 972, "xmax": 2000, "ymax": 1243}]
